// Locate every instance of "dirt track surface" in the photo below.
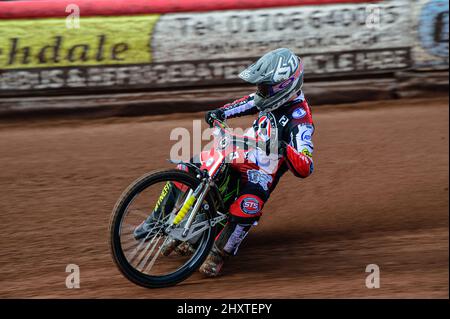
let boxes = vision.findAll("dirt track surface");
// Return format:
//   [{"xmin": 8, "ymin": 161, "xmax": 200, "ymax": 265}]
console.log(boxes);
[{"xmin": 0, "ymin": 97, "xmax": 448, "ymax": 298}]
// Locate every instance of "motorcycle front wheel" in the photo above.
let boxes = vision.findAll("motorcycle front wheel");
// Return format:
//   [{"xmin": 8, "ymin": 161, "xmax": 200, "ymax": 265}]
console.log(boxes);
[{"xmin": 109, "ymin": 169, "xmax": 217, "ymax": 288}]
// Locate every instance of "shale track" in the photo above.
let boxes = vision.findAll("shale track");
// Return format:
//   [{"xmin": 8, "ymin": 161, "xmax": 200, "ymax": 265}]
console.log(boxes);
[{"xmin": 0, "ymin": 97, "xmax": 448, "ymax": 298}]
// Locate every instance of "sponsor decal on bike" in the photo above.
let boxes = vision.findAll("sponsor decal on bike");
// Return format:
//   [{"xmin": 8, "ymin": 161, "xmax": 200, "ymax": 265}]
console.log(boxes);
[
  {"xmin": 153, "ymin": 182, "xmax": 171, "ymax": 211},
  {"xmin": 247, "ymin": 169, "xmax": 273, "ymax": 191},
  {"xmin": 292, "ymin": 107, "xmax": 307, "ymax": 119},
  {"xmin": 240, "ymin": 197, "xmax": 261, "ymax": 215}
]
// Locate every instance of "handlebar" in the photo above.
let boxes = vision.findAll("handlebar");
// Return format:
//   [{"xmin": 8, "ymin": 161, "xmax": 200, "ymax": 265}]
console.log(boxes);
[{"xmin": 211, "ymin": 119, "xmax": 287, "ymax": 155}]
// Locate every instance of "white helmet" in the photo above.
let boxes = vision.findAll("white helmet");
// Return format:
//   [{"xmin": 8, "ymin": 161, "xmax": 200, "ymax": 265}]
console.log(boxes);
[{"xmin": 239, "ymin": 48, "xmax": 304, "ymax": 112}]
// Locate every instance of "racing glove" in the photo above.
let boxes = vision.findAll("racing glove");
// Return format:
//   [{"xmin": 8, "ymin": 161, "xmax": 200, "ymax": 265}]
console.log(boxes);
[{"xmin": 205, "ymin": 109, "xmax": 226, "ymax": 127}]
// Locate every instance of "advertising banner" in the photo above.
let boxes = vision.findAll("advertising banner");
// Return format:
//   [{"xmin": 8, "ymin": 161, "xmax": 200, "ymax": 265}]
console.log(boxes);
[
  {"xmin": 412, "ymin": 0, "xmax": 449, "ymax": 69},
  {"xmin": 0, "ymin": 15, "xmax": 160, "ymax": 70},
  {"xmin": 0, "ymin": 0, "xmax": 447, "ymax": 96}
]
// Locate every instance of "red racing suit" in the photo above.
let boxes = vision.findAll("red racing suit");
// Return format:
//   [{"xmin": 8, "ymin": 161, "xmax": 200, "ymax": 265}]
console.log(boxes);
[{"xmin": 218, "ymin": 91, "xmax": 315, "ymax": 227}]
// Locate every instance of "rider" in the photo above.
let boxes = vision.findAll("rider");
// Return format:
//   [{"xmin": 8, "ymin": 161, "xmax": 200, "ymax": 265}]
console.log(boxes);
[{"xmin": 135, "ymin": 48, "xmax": 315, "ymax": 277}]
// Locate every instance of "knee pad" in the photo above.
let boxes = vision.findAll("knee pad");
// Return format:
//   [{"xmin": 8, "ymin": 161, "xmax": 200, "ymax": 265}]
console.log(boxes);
[{"xmin": 229, "ymin": 194, "xmax": 264, "ymax": 223}]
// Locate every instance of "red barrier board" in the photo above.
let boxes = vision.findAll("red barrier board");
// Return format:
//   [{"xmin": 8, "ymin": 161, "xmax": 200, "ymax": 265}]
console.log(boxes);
[{"xmin": 0, "ymin": 0, "xmax": 380, "ymax": 19}]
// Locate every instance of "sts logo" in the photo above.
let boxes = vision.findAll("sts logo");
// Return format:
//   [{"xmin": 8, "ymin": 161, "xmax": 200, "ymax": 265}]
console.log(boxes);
[{"xmin": 241, "ymin": 197, "xmax": 261, "ymax": 215}]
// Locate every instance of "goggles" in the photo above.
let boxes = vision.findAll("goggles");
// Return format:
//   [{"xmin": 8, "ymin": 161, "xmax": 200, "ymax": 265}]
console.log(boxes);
[{"xmin": 256, "ymin": 66, "xmax": 302, "ymax": 99}]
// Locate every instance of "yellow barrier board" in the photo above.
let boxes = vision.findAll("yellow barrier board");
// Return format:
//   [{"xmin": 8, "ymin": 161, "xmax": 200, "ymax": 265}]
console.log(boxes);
[{"xmin": 0, "ymin": 15, "xmax": 160, "ymax": 69}]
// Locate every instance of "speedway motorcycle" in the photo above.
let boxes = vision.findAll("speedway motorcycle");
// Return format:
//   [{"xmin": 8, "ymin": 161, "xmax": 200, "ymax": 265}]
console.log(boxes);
[{"xmin": 109, "ymin": 118, "xmax": 279, "ymax": 288}]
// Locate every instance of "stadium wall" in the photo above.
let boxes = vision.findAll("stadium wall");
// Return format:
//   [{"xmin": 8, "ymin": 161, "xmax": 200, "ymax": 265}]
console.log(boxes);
[{"xmin": 0, "ymin": 0, "xmax": 447, "ymax": 115}]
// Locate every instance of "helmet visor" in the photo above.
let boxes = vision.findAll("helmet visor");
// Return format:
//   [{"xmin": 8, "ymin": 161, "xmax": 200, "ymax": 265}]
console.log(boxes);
[{"xmin": 256, "ymin": 67, "xmax": 301, "ymax": 99}]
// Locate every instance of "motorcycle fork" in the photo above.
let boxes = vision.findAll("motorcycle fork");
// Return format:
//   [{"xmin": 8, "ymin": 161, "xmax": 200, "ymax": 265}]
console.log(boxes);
[{"xmin": 171, "ymin": 176, "xmax": 212, "ymax": 238}]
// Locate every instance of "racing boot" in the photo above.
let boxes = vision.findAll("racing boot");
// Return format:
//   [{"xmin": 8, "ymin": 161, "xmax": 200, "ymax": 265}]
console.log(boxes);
[
  {"xmin": 199, "ymin": 221, "xmax": 252, "ymax": 277},
  {"xmin": 134, "ymin": 182, "xmax": 179, "ymax": 240},
  {"xmin": 199, "ymin": 244, "xmax": 228, "ymax": 277}
]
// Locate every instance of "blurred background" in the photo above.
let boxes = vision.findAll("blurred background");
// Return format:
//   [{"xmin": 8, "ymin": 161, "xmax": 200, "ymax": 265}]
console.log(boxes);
[{"xmin": 0, "ymin": 0, "xmax": 448, "ymax": 298}]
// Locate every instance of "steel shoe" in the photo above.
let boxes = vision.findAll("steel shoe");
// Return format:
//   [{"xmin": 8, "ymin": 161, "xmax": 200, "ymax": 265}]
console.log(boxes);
[{"xmin": 199, "ymin": 247, "xmax": 226, "ymax": 277}]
